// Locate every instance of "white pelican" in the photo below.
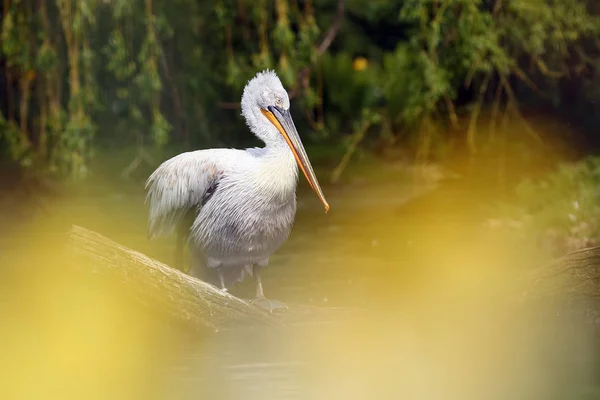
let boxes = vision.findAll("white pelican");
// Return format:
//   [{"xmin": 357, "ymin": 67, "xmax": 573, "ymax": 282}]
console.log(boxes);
[{"xmin": 145, "ymin": 70, "xmax": 329, "ymax": 311}]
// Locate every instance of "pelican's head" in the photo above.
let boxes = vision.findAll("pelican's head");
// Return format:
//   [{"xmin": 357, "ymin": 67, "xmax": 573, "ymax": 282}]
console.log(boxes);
[{"xmin": 241, "ymin": 69, "xmax": 329, "ymax": 213}]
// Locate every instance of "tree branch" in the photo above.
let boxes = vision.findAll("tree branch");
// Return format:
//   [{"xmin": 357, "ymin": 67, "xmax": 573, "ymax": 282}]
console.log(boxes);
[
  {"xmin": 219, "ymin": 0, "xmax": 345, "ymax": 108},
  {"xmin": 315, "ymin": 0, "xmax": 345, "ymax": 56},
  {"xmin": 289, "ymin": 0, "xmax": 345, "ymax": 99},
  {"xmin": 534, "ymin": 57, "xmax": 566, "ymax": 79},
  {"xmin": 498, "ymin": 73, "xmax": 543, "ymax": 143},
  {"xmin": 67, "ymin": 225, "xmax": 283, "ymax": 332},
  {"xmin": 512, "ymin": 66, "xmax": 548, "ymax": 98},
  {"xmin": 159, "ymin": 51, "xmax": 188, "ymax": 142}
]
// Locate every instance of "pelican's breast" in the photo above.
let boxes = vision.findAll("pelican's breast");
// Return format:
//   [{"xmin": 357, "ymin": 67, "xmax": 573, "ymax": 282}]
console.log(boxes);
[{"xmin": 191, "ymin": 162, "xmax": 297, "ymax": 265}]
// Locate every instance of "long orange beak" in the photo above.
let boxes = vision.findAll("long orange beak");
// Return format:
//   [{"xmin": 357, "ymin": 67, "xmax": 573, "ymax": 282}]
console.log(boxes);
[{"xmin": 261, "ymin": 106, "xmax": 330, "ymax": 213}]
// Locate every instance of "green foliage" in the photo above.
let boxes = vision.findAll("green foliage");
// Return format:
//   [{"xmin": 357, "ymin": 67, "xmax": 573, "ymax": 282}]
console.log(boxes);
[
  {"xmin": 321, "ymin": 53, "xmax": 380, "ymax": 116},
  {"xmin": 382, "ymin": 44, "xmax": 447, "ymax": 125},
  {"xmin": 0, "ymin": 114, "xmax": 31, "ymax": 166},
  {"xmin": 60, "ymin": 114, "xmax": 95, "ymax": 179},
  {"xmin": 1, "ymin": 3, "xmax": 34, "ymax": 72},
  {"xmin": 1, "ymin": 0, "xmax": 600, "ymax": 179}
]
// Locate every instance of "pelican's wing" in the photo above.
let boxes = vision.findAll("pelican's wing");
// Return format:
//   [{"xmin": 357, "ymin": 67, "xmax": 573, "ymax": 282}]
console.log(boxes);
[{"xmin": 145, "ymin": 149, "xmax": 237, "ymax": 239}]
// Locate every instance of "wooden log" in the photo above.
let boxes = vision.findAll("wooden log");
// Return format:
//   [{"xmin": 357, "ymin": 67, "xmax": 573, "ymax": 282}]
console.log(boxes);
[
  {"xmin": 67, "ymin": 225, "xmax": 600, "ymax": 333},
  {"xmin": 520, "ymin": 246, "xmax": 600, "ymax": 325},
  {"xmin": 67, "ymin": 225, "xmax": 282, "ymax": 332},
  {"xmin": 525, "ymin": 246, "xmax": 600, "ymax": 300}
]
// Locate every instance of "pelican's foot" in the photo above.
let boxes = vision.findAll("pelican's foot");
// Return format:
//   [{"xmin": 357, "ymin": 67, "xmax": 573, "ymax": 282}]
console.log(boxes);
[{"xmin": 250, "ymin": 296, "xmax": 288, "ymax": 313}]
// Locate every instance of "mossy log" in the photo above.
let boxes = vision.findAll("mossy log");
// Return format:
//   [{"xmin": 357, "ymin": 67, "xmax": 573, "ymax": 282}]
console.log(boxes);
[
  {"xmin": 67, "ymin": 225, "xmax": 282, "ymax": 332},
  {"xmin": 67, "ymin": 225, "xmax": 600, "ymax": 332}
]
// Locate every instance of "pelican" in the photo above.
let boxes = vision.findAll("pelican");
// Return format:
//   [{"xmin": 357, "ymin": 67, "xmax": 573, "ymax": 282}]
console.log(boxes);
[{"xmin": 145, "ymin": 70, "xmax": 329, "ymax": 311}]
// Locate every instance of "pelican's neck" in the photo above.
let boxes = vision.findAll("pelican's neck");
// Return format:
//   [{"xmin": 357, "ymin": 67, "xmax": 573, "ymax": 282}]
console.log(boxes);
[
  {"xmin": 250, "ymin": 140, "xmax": 299, "ymax": 199},
  {"xmin": 240, "ymin": 102, "xmax": 299, "ymax": 197}
]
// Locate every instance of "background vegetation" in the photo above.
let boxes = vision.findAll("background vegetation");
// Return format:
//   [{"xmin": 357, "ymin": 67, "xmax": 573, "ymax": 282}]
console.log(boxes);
[{"xmin": 2, "ymin": 0, "xmax": 600, "ymax": 252}]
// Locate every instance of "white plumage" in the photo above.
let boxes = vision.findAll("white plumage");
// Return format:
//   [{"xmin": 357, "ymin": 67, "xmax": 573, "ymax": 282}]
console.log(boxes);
[{"xmin": 145, "ymin": 70, "xmax": 329, "ymax": 309}]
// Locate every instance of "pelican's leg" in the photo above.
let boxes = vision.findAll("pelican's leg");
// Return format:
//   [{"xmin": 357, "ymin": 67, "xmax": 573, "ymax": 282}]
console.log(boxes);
[
  {"xmin": 254, "ymin": 265, "xmax": 265, "ymax": 298},
  {"xmin": 251, "ymin": 265, "xmax": 287, "ymax": 313},
  {"xmin": 218, "ymin": 269, "xmax": 228, "ymax": 292}
]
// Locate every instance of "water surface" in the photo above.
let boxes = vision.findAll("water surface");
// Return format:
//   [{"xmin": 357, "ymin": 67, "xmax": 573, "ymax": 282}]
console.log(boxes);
[{"xmin": 1, "ymin": 175, "xmax": 598, "ymax": 400}]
